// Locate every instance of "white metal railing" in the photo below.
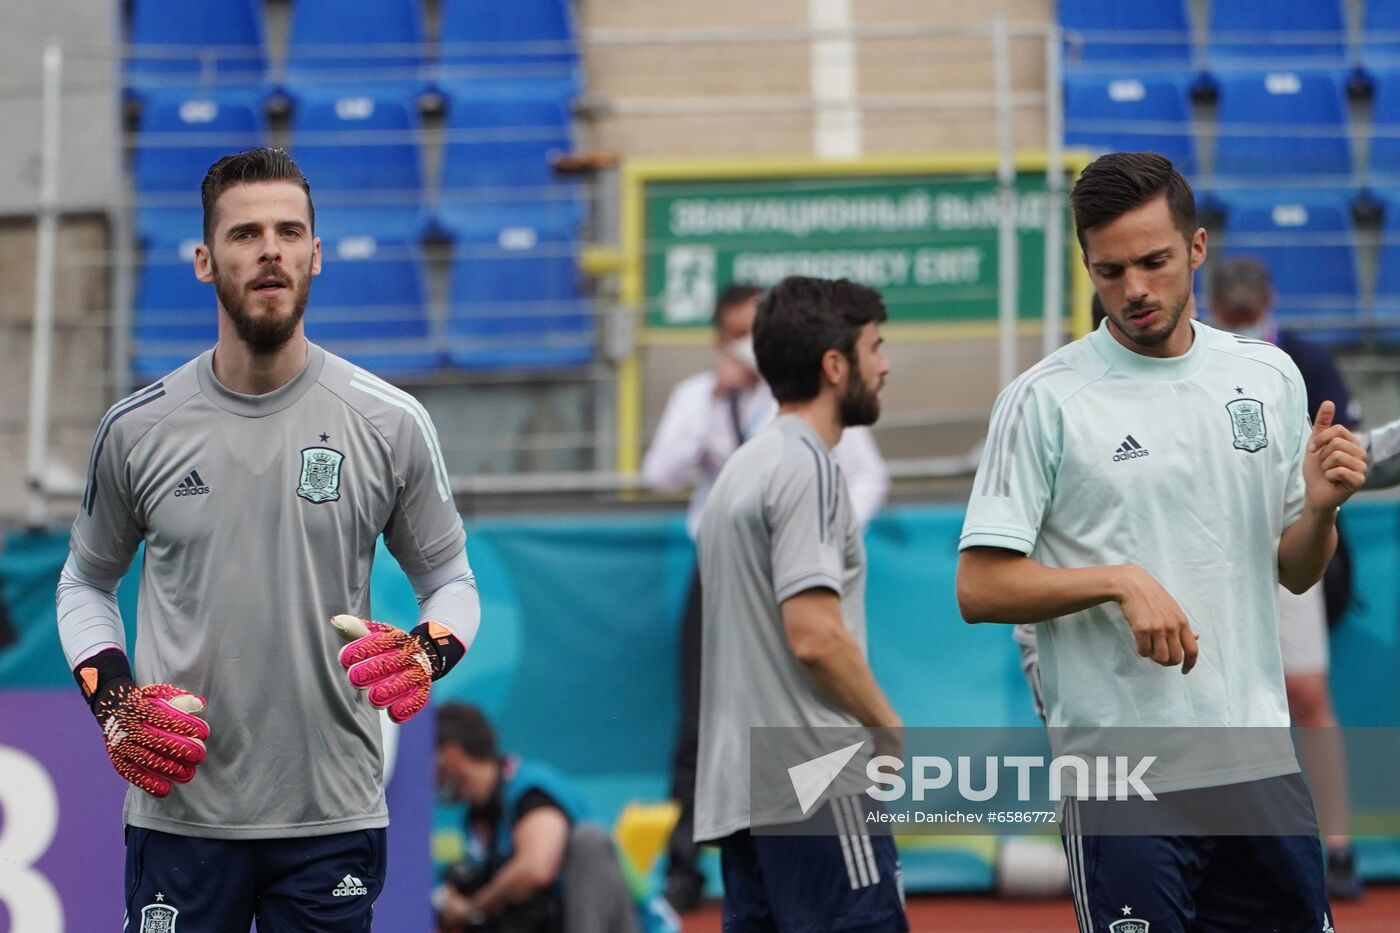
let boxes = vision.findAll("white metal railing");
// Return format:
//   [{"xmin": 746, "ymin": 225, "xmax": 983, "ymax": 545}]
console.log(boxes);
[{"xmin": 15, "ymin": 19, "xmax": 1069, "ymax": 522}]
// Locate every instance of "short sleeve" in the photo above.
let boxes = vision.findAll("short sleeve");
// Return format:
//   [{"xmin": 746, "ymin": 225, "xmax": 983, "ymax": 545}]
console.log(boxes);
[
  {"xmin": 767, "ymin": 442, "xmax": 845, "ymax": 603},
  {"xmin": 1283, "ymin": 373, "xmax": 1310, "ymax": 528},
  {"xmin": 512, "ymin": 787, "xmax": 568, "ymax": 826},
  {"xmin": 69, "ymin": 415, "xmax": 144, "ymax": 582},
  {"xmin": 382, "ymin": 406, "xmax": 467, "ymax": 577},
  {"xmin": 960, "ymin": 379, "xmax": 1061, "ymax": 554}
]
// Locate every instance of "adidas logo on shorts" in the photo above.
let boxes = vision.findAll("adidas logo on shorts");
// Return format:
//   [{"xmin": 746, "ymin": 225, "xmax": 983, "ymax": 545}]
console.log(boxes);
[
  {"xmin": 1111, "ymin": 435, "xmax": 1149, "ymax": 462},
  {"xmin": 332, "ymin": 874, "xmax": 368, "ymax": 897}
]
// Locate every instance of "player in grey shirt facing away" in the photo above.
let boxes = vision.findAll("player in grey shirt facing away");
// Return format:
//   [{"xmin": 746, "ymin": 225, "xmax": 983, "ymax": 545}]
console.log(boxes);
[
  {"xmin": 693, "ymin": 276, "xmax": 907, "ymax": 932},
  {"xmin": 54, "ymin": 149, "xmax": 480, "ymax": 931}
]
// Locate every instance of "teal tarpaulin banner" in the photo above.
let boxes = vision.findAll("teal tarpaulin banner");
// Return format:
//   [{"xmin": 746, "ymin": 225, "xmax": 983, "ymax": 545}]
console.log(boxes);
[{"xmin": 5, "ymin": 501, "xmax": 1399, "ymax": 893}]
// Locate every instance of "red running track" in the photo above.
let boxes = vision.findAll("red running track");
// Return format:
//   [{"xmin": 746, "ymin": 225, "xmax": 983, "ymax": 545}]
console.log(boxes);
[{"xmin": 681, "ymin": 886, "xmax": 1400, "ymax": 932}]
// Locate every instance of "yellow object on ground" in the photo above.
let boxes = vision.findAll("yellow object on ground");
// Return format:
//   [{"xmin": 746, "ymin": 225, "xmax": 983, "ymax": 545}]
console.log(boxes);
[{"xmin": 614, "ymin": 800, "xmax": 681, "ymax": 876}]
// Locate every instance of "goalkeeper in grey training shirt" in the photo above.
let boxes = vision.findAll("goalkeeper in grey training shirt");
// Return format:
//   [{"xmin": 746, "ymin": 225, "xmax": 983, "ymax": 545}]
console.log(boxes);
[{"xmin": 55, "ymin": 149, "xmax": 479, "ymax": 931}]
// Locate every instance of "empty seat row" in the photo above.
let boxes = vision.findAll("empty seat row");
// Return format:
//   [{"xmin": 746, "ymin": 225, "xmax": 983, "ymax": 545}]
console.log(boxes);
[
  {"xmin": 134, "ymin": 223, "xmax": 592, "ymax": 380},
  {"xmin": 1210, "ymin": 191, "xmax": 1359, "ymax": 337},
  {"xmin": 1060, "ymin": 0, "xmax": 1400, "ymax": 68},
  {"xmin": 132, "ymin": 84, "xmax": 582, "ymax": 241},
  {"xmin": 1066, "ymin": 68, "xmax": 1400, "ymax": 181},
  {"xmin": 1174, "ymin": 188, "xmax": 1400, "ymax": 344},
  {"xmin": 126, "ymin": 0, "xmax": 577, "ymax": 92}
]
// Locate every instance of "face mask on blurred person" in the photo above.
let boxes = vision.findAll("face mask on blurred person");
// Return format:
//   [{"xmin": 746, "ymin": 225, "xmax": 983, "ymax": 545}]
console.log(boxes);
[{"xmin": 728, "ymin": 336, "xmax": 758, "ymax": 374}]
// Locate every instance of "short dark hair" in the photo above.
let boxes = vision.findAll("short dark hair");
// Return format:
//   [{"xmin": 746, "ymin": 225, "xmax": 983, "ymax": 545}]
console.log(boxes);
[
  {"xmin": 1209, "ymin": 256, "xmax": 1272, "ymax": 311},
  {"xmin": 712, "ymin": 283, "xmax": 765, "ymax": 329},
  {"xmin": 201, "ymin": 147, "xmax": 314, "ymax": 243},
  {"xmin": 1070, "ymin": 152, "xmax": 1197, "ymax": 249},
  {"xmin": 753, "ymin": 276, "xmax": 888, "ymax": 403},
  {"xmin": 436, "ymin": 703, "xmax": 499, "ymax": 761}
]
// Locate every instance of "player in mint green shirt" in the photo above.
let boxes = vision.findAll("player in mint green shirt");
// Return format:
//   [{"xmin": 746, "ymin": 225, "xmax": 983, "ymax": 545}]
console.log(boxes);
[{"xmin": 958, "ymin": 153, "xmax": 1367, "ymax": 933}]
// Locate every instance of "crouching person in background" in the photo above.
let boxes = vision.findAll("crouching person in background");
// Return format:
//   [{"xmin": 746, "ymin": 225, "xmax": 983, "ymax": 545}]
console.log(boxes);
[{"xmin": 434, "ymin": 703, "xmax": 643, "ymax": 933}]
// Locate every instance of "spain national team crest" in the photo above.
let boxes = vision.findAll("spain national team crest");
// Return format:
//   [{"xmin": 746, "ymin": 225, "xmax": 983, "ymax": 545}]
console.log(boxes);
[
  {"xmin": 1226, "ymin": 397, "xmax": 1269, "ymax": 453},
  {"xmin": 1109, "ymin": 921, "xmax": 1149, "ymax": 933},
  {"xmin": 140, "ymin": 902, "xmax": 178, "ymax": 933},
  {"xmin": 297, "ymin": 447, "xmax": 344, "ymax": 503}
]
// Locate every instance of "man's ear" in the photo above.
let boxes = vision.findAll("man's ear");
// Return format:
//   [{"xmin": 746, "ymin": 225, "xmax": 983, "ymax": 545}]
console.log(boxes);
[
  {"xmin": 311, "ymin": 236, "xmax": 323, "ymax": 276},
  {"xmin": 1189, "ymin": 226, "xmax": 1208, "ymax": 272},
  {"xmin": 194, "ymin": 244, "xmax": 214, "ymax": 284},
  {"xmin": 821, "ymin": 347, "xmax": 848, "ymax": 387}
]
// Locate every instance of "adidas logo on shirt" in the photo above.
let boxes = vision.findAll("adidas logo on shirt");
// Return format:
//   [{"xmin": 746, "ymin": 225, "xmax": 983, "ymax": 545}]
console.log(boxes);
[
  {"xmin": 172, "ymin": 469, "xmax": 210, "ymax": 497},
  {"xmin": 1111, "ymin": 435, "xmax": 1149, "ymax": 462},
  {"xmin": 332, "ymin": 874, "xmax": 368, "ymax": 897}
]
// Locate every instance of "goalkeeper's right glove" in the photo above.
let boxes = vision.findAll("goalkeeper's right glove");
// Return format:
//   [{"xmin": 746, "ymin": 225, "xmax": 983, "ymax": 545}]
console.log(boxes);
[{"xmin": 75, "ymin": 648, "xmax": 210, "ymax": 798}]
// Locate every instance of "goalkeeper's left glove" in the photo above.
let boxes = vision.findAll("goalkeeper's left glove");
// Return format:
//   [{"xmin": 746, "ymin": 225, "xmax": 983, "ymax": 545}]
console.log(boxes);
[{"xmin": 331, "ymin": 615, "xmax": 465, "ymax": 723}]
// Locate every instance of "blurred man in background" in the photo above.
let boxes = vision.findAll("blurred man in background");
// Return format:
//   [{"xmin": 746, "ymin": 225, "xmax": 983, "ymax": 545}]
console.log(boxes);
[
  {"xmin": 434, "ymin": 703, "xmax": 641, "ymax": 933},
  {"xmin": 694, "ymin": 276, "xmax": 907, "ymax": 933},
  {"xmin": 642, "ymin": 282, "xmax": 888, "ymax": 910},
  {"xmin": 1209, "ymin": 256, "xmax": 1362, "ymax": 899}
]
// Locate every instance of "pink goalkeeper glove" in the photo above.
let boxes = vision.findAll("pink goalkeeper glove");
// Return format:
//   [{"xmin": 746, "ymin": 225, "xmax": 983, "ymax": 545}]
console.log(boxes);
[
  {"xmin": 76, "ymin": 648, "xmax": 209, "ymax": 798},
  {"xmin": 332, "ymin": 616, "xmax": 464, "ymax": 723}
]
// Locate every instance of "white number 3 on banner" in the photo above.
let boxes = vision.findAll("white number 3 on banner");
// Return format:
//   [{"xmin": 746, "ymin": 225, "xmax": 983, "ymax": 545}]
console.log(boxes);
[{"xmin": 0, "ymin": 747, "xmax": 65, "ymax": 932}]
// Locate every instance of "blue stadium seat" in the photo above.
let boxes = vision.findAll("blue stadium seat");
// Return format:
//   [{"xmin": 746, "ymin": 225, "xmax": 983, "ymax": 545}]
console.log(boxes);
[
  {"xmin": 133, "ymin": 240, "xmax": 216, "ymax": 381},
  {"xmin": 442, "ymin": 218, "xmax": 592, "ymax": 371},
  {"xmin": 137, "ymin": 207, "xmax": 205, "ymax": 249},
  {"xmin": 1367, "ymin": 69, "xmax": 1400, "ymax": 181},
  {"xmin": 126, "ymin": 0, "xmax": 266, "ymax": 92},
  {"xmin": 436, "ymin": 82, "xmax": 583, "ymax": 236},
  {"xmin": 438, "ymin": 0, "xmax": 579, "ymax": 89},
  {"xmin": 1057, "ymin": 0, "xmax": 1192, "ymax": 68},
  {"xmin": 1215, "ymin": 191, "xmax": 1359, "ymax": 341},
  {"xmin": 1063, "ymin": 73, "xmax": 1197, "ymax": 174},
  {"xmin": 1212, "ymin": 70, "xmax": 1352, "ymax": 180},
  {"xmin": 1208, "ymin": 0, "xmax": 1347, "ymax": 66},
  {"xmin": 305, "ymin": 231, "xmax": 439, "ymax": 376},
  {"xmin": 132, "ymin": 225, "xmax": 438, "ymax": 378},
  {"xmin": 286, "ymin": 87, "xmax": 428, "ymax": 239},
  {"xmin": 284, "ymin": 0, "xmax": 425, "ymax": 89},
  {"xmin": 132, "ymin": 88, "xmax": 270, "ymax": 215},
  {"xmin": 1363, "ymin": 0, "xmax": 1400, "ymax": 66}
]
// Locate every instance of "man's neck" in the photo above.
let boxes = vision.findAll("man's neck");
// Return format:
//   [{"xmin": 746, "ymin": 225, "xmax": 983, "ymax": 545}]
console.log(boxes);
[
  {"xmin": 777, "ymin": 396, "xmax": 843, "ymax": 449},
  {"xmin": 211, "ymin": 332, "xmax": 308, "ymax": 396}
]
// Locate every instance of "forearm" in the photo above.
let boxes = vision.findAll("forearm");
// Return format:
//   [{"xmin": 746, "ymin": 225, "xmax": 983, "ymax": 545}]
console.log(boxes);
[
  {"xmin": 641, "ymin": 385, "xmax": 713, "ymax": 491},
  {"xmin": 470, "ymin": 857, "xmax": 552, "ymax": 917},
  {"xmin": 799, "ymin": 630, "xmax": 900, "ymax": 729},
  {"xmin": 1278, "ymin": 506, "xmax": 1338, "ymax": 594},
  {"xmin": 956, "ymin": 548, "xmax": 1127, "ymax": 624},
  {"xmin": 408, "ymin": 551, "xmax": 480, "ymax": 654},
  {"xmin": 1363, "ymin": 421, "xmax": 1400, "ymax": 489},
  {"xmin": 56, "ymin": 554, "xmax": 126, "ymax": 669},
  {"xmin": 641, "ymin": 422, "xmax": 708, "ymax": 490}
]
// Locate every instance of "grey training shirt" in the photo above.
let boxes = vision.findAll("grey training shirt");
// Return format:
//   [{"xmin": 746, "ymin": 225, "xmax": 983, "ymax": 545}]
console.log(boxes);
[
  {"xmin": 693, "ymin": 415, "xmax": 870, "ymax": 842},
  {"xmin": 68, "ymin": 343, "xmax": 466, "ymax": 839}
]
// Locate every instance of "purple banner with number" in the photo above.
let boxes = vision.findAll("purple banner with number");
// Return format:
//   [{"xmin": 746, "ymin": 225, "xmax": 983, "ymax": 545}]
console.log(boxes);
[
  {"xmin": 0, "ymin": 689, "xmax": 433, "ymax": 933},
  {"xmin": 0, "ymin": 689, "xmax": 126, "ymax": 933}
]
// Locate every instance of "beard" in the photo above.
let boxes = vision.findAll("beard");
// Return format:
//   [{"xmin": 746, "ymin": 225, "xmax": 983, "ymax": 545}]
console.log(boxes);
[
  {"xmin": 213, "ymin": 261, "xmax": 311, "ymax": 355},
  {"xmin": 1110, "ymin": 279, "xmax": 1192, "ymax": 350},
  {"xmin": 839, "ymin": 366, "xmax": 882, "ymax": 427}
]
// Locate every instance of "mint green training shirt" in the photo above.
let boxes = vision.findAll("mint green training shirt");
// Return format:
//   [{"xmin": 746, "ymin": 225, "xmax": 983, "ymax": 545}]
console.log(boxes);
[{"xmin": 961, "ymin": 319, "xmax": 1310, "ymax": 791}]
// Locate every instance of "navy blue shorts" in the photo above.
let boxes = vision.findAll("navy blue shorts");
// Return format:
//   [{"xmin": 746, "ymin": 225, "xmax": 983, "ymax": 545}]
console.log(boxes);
[
  {"xmin": 718, "ymin": 796, "xmax": 907, "ymax": 933},
  {"xmin": 1060, "ymin": 777, "xmax": 1332, "ymax": 933},
  {"xmin": 124, "ymin": 826, "xmax": 386, "ymax": 933}
]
